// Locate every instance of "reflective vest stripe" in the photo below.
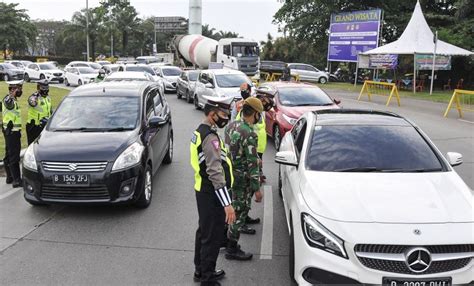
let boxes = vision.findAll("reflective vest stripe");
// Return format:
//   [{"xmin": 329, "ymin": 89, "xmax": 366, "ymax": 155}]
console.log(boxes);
[{"xmin": 28, "ymin": 96, "xmax": 51, "ymax": 125}]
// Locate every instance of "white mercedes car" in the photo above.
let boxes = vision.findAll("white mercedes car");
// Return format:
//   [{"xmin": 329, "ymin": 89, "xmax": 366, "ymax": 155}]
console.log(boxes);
[{"xmin": 275, "ymin": 109, "xmax": 473, "ymax": 286}]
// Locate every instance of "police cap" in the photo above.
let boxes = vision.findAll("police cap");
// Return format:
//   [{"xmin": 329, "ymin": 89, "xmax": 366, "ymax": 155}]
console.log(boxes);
[
  {"xmin": 244, "ymin": 97, "xmax": 264, "ymax": 113},
  {"xmin": 203, "ymin": 95, "xmax": 234, "ymax": 115},
  {"xmin": 37, "ymin": 79, "xmax": 50, "ymax": 90},
  {"xmin": 6, "ymin": 80, "xmax": 24, "ymax": 87},
  {"xmin": 256, "ymin": 88, "xmax": 276, "ymax": 99}
]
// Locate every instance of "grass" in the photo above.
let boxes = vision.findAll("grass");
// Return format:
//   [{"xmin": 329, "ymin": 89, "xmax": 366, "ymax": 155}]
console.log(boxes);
[
  {"xmin": 0, "ymin": 82, "xmax": 70, "ymax": 159},
  {"xmin": 320, "ymin": 82, "xmax": 473, "ymax": 104}
]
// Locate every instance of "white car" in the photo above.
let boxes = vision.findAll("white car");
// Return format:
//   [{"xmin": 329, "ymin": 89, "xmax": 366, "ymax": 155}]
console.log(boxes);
[
  {"xmin": 103, "ymin": 71, "xmax": 156, "ymax": 83},
  {"xmin": 193, "ymin": 69, "xmax": 253, "ymax": 110},
  {"xmin": 117, "ymin": 64, "xmax": 164, "ymax": 95},
  {"xmin": 66, "ymin": 61, "xmax": 102, "ymax": 71},
  {"xmin": 24, "ymin": 63, "xmax": 64, "ymax": 83},
  {"xmin": 275, "ymin": 109, "xmax": 473, "ymax": 286},
  {"xmin": 152, "ymin": 66, "xmax": 182, "ymax": 93},
  {"xmin": 64, "ymin": 66, "xmax": 98, "ymax": 86},
  {"xmin": 288, "ymin": 63, "xmax": 329, "ymax": 84}
]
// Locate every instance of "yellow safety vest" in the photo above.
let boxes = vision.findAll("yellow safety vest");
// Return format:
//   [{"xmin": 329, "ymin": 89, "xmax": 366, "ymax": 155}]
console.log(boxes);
[
  {"xmin": 2, "ymin": 98, "xmax": 22, "ymax": 131},
  {"xmin": 28, "ymin": 95, "xmax": 52, "ymax": 125},
  {"xmin": 190, "ymin": 124, "xmax": 234, "ymax": 192},
  {"xmin": 235, "ymin": 112, "xmax": 267, "ymax": 154}
]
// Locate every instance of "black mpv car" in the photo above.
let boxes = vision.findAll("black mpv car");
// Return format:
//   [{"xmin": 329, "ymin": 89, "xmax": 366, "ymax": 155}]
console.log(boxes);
[{"xmin": 22, "ymin": 81, "xmax": 173, "ymax": 208}]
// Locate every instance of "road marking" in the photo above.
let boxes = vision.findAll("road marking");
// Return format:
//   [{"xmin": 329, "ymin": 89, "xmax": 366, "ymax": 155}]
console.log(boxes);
[
  {"xmin": 260, "ymin": 185, "xmax": 273, "ymax": 260},
  {"xmin": 0, "ymin": 187, "xmax": 20, "ymax": 200},
  {"xmin": 458, "ymin": 119, "xmax": 474, "ymax": 124}
]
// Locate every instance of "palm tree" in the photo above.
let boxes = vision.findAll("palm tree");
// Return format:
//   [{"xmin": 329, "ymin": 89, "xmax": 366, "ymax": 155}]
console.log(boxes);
[
  {"xmin": 111, "ymin": 5, "xmax": 140, "ymax": 56},
  {"xmin": 0, "ymin": 3, "xmax": 36, "ymax": 58}
]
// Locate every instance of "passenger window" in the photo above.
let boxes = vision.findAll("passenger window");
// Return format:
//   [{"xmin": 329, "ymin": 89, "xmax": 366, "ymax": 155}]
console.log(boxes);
[
  {"xmin": 223, "ymin": 45, "xmax": 231, "ymax": 56},
  {"xmin": 145, "ymin": 94, "xmax": 155, "ymax": 118},
  {"xmin": 291, "ymin": 119, "xmax": 307, "ymax": 155},
  {"xmin": 152, "ymin": 89, "xmax": 161, "ymax": 108}
]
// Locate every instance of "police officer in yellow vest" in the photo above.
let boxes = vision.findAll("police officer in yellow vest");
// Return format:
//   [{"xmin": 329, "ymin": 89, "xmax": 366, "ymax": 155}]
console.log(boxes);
[
  {"xmin": 190, "ymin": 95, "xmax": 236, "ymax": 286},
  {"xmin": 2, "ymin": 80, "xmax": 24, "ymax": 187},
  {"xmin": 26, "ymin": 79, "xmax": 52, "ymax": 145}
]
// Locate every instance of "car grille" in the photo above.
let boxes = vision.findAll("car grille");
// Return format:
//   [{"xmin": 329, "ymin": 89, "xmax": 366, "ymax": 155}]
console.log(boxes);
[
  {"xmin": 41, "ymin": 185, "xmax": 110, "ymax": 201},
  {"xmin": 53, "ymin": 73, "xmax": 62, "ymax": 76},
  {"xmin": 172, "ymin": 82, "xmax": 177, "ymax": 87},
  {"xmin": 354, "ymin": 244, "xmax": 473, "ymax": 275},
  {"xmin": 42, "ymin": 161, "xmax": 108, "ymax": 172}
]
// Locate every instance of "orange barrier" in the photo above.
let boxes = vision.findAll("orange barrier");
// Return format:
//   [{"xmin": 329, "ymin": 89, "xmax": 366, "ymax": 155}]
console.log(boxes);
[
  {"xmin": 443, "ymin": 89, "xmax": 474, "ymax": 118},
  {"xmin": 358, "ymin": 80, "xmax": 401, "ymax": 106}
]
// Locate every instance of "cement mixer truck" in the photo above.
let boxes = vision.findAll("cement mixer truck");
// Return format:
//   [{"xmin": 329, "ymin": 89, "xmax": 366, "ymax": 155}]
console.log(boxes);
[{"xmin": 173, "ymin": 35, "xmax": 260, "ymax": 76}]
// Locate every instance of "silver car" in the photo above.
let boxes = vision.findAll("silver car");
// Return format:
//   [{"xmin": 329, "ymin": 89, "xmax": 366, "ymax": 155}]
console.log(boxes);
[{"xmin": 288, "ymin": 63, "xmax": 328, "ymax": 84}]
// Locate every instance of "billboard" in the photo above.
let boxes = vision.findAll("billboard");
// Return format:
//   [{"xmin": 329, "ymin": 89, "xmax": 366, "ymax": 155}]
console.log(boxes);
[
  {"xmin": 415, "ymin": 54, "xmax": 451, "ymax": 70},
  {"xmin": 328, "ymin": 9, "xmax": 382, "ymax": 62},
  {"xmin": 154, "ymin": 17, "xmax": 188, "ymax": 33},
  {"xmin": 369, "ymin": 54, "xmax": 398, "ymax": 69}
]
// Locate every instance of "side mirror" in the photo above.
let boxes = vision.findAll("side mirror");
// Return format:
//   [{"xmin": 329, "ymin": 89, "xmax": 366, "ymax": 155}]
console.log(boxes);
[
  {"xmin": 148, "ymin": 116, "xmax": 167, "ymax": 128},
  {"xmin": 447, "ymin": 152, "xmax": 462, "ymax": 167},
  {"xmin": 275, "ymin": 151, "xmax": 298, "ymax": 167},
  {"xmin": 205, "ymin": 82, "xmax": 214, "ymax": 89},
  {"xmin": 333, "ymin": 98, "xmax": 341, "ymax": 105}
]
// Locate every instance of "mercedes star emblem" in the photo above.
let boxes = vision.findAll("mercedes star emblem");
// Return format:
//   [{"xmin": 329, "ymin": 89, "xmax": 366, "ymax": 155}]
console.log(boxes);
[{"xmin": 405, "ymin": 247, "xmax": 432, "ymax": 273}]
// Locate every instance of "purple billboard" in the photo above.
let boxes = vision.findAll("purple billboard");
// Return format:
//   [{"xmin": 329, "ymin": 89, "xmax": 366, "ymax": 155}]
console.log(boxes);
[{"xmin": 328, "ymin": 9, "xmax": 382, "ymax": 62}]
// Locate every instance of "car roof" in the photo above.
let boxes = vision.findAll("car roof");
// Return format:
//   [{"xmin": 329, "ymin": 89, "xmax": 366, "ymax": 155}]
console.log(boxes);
[
  {"xmin": 106, "ymin": 71, "xmax": 150, "ymax": 79},
  {"xmin": 260, "ymin": 81, "xmax": 319, "ymax": 89},
  {"xmin": 68, "ymin": 81, "xmax": 154, "ymax": 98},
  {"xmin": 205, "ymin": 69, "xmax": 245, "ymax": 75},
  {"xmin": 311, "ymin": 109, "xmax": 412, "ymax": 126}
]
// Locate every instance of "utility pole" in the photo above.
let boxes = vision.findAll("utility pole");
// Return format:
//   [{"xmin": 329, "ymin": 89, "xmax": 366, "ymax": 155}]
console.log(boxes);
[
  {"xmin": 430, "ymin": 31, "xmax": 438, "ymax": 95},
  {"xmin": 86, "ymin": 0, "xmax": 90, "ymax": 61}
]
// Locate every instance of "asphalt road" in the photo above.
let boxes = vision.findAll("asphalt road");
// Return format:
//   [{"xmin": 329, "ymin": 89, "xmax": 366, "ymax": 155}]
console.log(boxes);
[{"xmin": 0, "ymin": 87, "xmax": 472, "ymax": 286}]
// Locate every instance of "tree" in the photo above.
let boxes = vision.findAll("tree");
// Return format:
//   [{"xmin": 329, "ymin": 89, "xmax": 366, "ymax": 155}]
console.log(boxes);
[
  {"xmin": 108, "ymin": 2, "xmax": 140, "ymax": 56},
  {"xmin": 0, "ymin": 3, "xmax": 36, "ymax": 58}
]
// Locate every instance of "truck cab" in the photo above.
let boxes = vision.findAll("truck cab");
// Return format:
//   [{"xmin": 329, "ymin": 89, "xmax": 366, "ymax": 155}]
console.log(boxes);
[{"xmin": 216, "ymin": 38, "xmax": 259, "ymax": 76}]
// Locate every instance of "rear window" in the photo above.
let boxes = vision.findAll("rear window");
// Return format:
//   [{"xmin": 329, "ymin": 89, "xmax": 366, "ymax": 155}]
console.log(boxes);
[
  {"xmin": 278, "ymin": 87, "xmax": 333, "ymax": 107},
  {"xmin": 306, "ymin": 125, "xmax": 444, "ymax": 172}
]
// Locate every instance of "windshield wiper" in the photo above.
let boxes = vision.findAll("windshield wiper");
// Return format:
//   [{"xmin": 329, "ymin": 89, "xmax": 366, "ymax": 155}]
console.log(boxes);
[
  {"xmin": 53, "ymin": 127, "xmax": 89, "ymax": 132},
  {"xmin": 101, "ymin": 127, "xmax": 134, "ymax": 132},
  {"xmin": 335, "ymin": 167, "xmax": 380, "ymax": 172},
  {"xmin": 381, "ymin": 168, "xmax": 443, "ymax": 173}
]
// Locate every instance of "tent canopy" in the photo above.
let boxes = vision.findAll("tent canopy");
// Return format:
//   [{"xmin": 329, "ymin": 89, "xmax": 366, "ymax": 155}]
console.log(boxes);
[{"xmin": 363, "ymin": 1, "xmax": 472, "ymax": 56}]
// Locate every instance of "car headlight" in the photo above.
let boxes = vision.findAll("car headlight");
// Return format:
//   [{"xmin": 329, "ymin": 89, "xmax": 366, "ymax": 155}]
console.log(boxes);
[
  {"xmin": 301, "ymin": 213, "xmax": 347, "ymax": 259},
  {"xmin": 23, "ymin": 145, "xmax": 38, "ymax": 172},
  {"xmin": 282, "ymin": 114, "xmax": 297, "ymax": 125},
  {"xmin": 112, "ymin": 142, "xmax": 145, "ymax": 171}
]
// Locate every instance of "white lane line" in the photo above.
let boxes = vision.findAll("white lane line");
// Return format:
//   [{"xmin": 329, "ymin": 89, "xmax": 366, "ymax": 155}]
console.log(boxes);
[
  {"xmin": 0, "ymin": 187, "xmax": 20, "ymax": 200},
  {"xmin": 458, "ymin": 119, "xmax": 474, "ymax": 124},
  {"xmin": 260, "ymin": 185, "xmax": 273, "ymax": 260}
]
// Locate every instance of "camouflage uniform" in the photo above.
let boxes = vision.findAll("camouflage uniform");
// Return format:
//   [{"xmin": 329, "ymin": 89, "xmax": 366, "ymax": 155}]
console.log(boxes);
[{"xmin": 225, "ymin": 119, "xmax": 260, "ymax": 242}]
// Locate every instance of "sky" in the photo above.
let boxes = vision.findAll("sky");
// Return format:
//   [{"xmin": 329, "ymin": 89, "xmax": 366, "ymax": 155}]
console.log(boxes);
[{"xmin": 6, "ymin": 0, "xmax": 284, "ymax": 42}]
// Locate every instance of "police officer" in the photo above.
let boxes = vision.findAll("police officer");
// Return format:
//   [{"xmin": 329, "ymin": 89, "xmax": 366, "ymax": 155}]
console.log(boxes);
[
  {"xmin": 26, "ymin": 79, "xmax": 52, "ymax": 145},
  {"xmin": 2, "ymin": 80, "xmax": 24, "ymax": 187},
  {"xmin": 224, "ymin": 97, "xmax": 263, "ymax": 261},
  {"xmin": 95, "ymin": 69, "xmax": 106, "ymax": 83},
  {"xmin": 255, "ymin": 88, "xmax": 276, "ymax": 179},
  {"xmin": 191, "ymin": 95, "xmax": 236, "ymax": 286},
  {"xmin": 230, "ymin": 82, "xmax": 252, "ymax": 122}
]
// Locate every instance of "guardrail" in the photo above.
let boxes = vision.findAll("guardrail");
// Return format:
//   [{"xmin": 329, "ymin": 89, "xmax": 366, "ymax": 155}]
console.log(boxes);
[
  {"xmin": 358, "ymin": 80, "xmax": 401, "ymax": 106},
  {"xmin": 443, "ymin": 89, "xmax": 474, "ymax": 118}
]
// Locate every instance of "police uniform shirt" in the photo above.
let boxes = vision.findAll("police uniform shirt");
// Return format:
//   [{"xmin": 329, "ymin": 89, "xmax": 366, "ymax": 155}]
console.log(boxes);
[{"xmin": 201, "ymin": 120, "xmax": 226, "ymax": 190}]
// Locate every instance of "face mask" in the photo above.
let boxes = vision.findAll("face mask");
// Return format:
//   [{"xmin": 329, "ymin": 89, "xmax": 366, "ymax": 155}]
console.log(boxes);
[
  {"xmin": 241, "ymin": 90, "xmax": 250, "ymax": 100},
  {"xmin": 40, "ymin": 89, "xmax": 49, "ymax": 96},
  {"xmin": 213, "ymin": 113, "xmax": 229, "ymax": 128}
]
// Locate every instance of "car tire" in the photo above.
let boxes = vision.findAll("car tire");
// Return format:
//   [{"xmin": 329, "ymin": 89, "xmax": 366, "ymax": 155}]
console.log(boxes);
[
  {"xmin": 135, "ymin": 164, "xmax": 153, "ymax": 209},
  {"xmin": 186, "ymin": 89, "xmax": 192, "ymax": 103},
  {"xmin": 65, "ymin": 78, "xmax": 70, "ymax": 86},
  {"xmin": 289, "ymin": 217, "xmax": 296, "ymax": 283},
  {"xmin": 78, "ymin": 80, "xmax": 82, "ymax": 86},
  {"xmin": 194, "ymin": 95, "xmax": 201, "ymax": 110},
  {"xmin": 59, "ymin": 79, "xmax": 64, "ymax": 84},
  {"xmin": 273, "ymin": 125, "xmax": 281, "ymax": 151},
  {"xmin": 40, "ymin": 74, "xmax": 45, "ymax": 80},
  {"xmin": 177, "ymin": 89, "xmax": 182, "ymax": 99},
  {"xmin": 4, "ymin": 74, "xmax": 10, "ymax": 81},
  {"xmin": 278, "ymin": 167, "xmax": 283, "ymax": 198},
  {"xmin": 24, "ymin": 74, "xmax": 30, "ymax": 82},
  {"xmin": 162, "ymin": 134, "xmax": 173, "ymax": 164},
  {"xmin": 319, "ymin": 77, "xmax": 327, "ymax": 84}
]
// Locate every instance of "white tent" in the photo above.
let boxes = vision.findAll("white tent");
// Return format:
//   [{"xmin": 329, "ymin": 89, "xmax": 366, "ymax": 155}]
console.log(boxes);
[{"xmin": 361, "ymin": 0, "xmax": 472, "ymax": 92}]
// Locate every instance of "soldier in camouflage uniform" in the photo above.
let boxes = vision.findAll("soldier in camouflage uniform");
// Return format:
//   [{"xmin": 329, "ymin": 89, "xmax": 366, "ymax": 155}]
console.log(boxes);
[{"xmin": 224, "ymin": 97, "xmax": 264, "ymax": 261}]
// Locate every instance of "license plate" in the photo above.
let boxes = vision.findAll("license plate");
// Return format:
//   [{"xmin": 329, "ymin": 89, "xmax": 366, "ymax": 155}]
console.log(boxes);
[
  {"xmin": 383, "ymin": 277, "xmax": 452, "ymax": 286},
  {"xmin": 52, "ymin": 174, "xmax": 90, "ymax": 186}
]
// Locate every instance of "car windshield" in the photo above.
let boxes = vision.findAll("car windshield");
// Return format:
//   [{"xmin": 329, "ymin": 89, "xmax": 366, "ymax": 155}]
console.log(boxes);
[
  {"xmin": 188, "ymin": 72, "xmax": 199, "ymax": 81},
  {"xmin": 215, "ymin": 74, "xmax": 250, "ymax": 88},
  {"xmin": 49, "ymin": 96, "xmax": 140, "ymax": 131},
  {"xmin": 232, "ymin": 45, "xmax": 259, "ymax": 57},
  {"xmin": 278, "ymin": 87, "xmax": 333, "ymax": 106},
  {"xmin": 162, "ymin": 68, "xmax": 182, "ymax": 76},
  {"xmin": 126, "ymin": 66, "xmax": 155, "ymax": 75},
  {"xmin": 78, "ymin": 67, "xmax": 96, "ymax": 74},
  {"xmin": 39, "ymin": 64, "xmax": 56, "ymax": 70},
  {"xmin": 89, "ymin": 63, "xmax": 102, "ymax": 69},
  {"xmin": 306, "ymin": 125, "xmax": 444, "ymax": 172},
  {"xmin": 3, "ymin": 63, "xmax": 17, "ymax": 69}
]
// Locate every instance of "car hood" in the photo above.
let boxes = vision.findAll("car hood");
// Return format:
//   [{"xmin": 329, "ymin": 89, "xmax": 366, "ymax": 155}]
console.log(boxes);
[
  {"xmin": 301, "ymin": 171, "xmax": 473, "ymax": 223},
  {"xmin": 43, "ymin": 69, "xmax": 63, "ymax": 74},
  {"xmin": 34, "ymin": 130, "xmax": 138, "ymax": 162},
  {"xmin": 216, "ymin": 87, "xmax": 241, "ymax": 99},
  {"xmin": 164, "ymin": 76, "xmax": 179, "ymax": 83},
  {"xmin": 9, "ymin": 69, "xmax": 24, "ymax": 74},
  {"xmin": 279, "ymin": 104, "xmax": 338, "ymax": 118}
]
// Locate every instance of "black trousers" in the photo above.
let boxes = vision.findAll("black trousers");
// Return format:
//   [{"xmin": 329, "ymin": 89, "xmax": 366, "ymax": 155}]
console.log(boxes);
[
  {"xmin": 26, "ymin": 122, "xmax": 43, "ymax": 145},
  {"xmin": 194, "ymin": 190, "xmax": 225, "ymax": 284},
  {"xmin": 3, "ymin": 130, "xmax": 21, "ymax": 181}
]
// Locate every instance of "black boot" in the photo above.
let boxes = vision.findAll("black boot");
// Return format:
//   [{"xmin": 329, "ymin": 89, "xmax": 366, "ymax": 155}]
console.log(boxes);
[
  {"xmin": 194, "ymin": 269, "xmax": 225, "ymax": 282},
  {"xmin": 225, "ymin": 240, "xmax": 253, "ymax": 261},
  {"xmin": 4, "ymin": 165, "xmax": 13, "ymax": 184},
  {"xmin": 12, "ymin": 178, "xmax": 23, "ymax": 188},
  {"xmin": 245, "ymin": 216, "xmax": 261, "ymax": 224},
  {"xmin": 6, "ymin": 176, "xmax": 13, "ymax": 184},
  {"xmin": 239, "ymin": 224, "xmax": 256, "ymax": 235}
]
